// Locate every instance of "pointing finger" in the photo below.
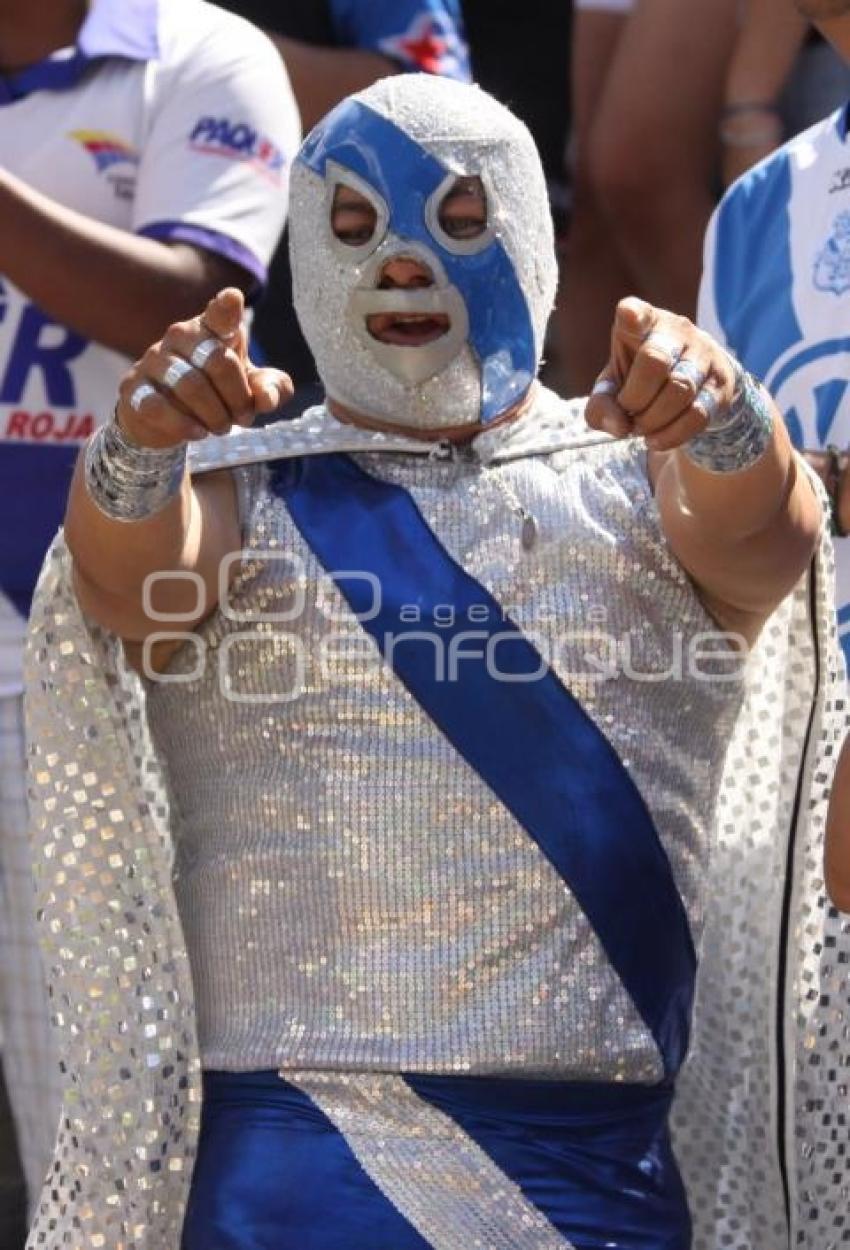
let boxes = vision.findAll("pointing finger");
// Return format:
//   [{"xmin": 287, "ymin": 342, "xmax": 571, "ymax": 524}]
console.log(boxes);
[
  {"xmin": 162, "ymin": 321, "xmax": 254, "ymax": 426},
  {"xmin": 199, "ymin": 287, "xmax": 246, "ymax": 353},
  {"xmin": 612, "ymin": 297, "xmax": 658, "ymax": 350}
]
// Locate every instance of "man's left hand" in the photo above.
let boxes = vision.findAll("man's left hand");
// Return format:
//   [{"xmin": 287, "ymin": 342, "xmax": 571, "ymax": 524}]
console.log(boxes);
[{"xmin": 585, "ymin": 297, "xmax": 738, "ymax": 451}]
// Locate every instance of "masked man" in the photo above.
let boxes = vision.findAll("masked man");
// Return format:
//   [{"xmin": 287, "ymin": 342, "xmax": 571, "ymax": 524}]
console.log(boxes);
[{"xmin": 24, "ymin": 75, "xmax": 848, "ymax": 1249}]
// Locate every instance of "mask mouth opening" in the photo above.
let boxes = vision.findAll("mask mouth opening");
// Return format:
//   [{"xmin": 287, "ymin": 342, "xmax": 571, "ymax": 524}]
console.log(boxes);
[
  {"xmin": 349, "ymin": 281, "xmax": 470, "ymax": 385},
  {"xmin": 366, "ymin": 312, "xmax": 451, "ymax": 347}
]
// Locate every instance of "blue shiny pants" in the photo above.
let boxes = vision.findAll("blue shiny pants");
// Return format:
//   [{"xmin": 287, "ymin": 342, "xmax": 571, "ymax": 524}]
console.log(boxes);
[{"xmin": 181, "ymin": 1070, "xmax": 691, "ymax": 1249}]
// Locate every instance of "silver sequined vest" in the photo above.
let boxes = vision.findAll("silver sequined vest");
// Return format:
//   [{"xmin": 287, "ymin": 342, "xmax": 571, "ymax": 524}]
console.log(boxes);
[{"xmin": 146, "ymin": 409, "xmax": 745, "ymax": 1083}]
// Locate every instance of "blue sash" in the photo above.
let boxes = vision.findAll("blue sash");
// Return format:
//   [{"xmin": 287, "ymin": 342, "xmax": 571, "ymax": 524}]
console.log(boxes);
[
  {"xmin": 182, "ymin": 1070, "xmax": 691, "ymax": 1249},
  {"xmin": 270, "ymin": 454, "xmax": 696, "ymax": 1076}
]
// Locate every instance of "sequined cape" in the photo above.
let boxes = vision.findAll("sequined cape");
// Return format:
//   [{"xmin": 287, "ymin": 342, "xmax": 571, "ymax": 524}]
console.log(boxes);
[{"xmin": 23, "ymin": 399, "xmax": 849, "ymax": 1249}]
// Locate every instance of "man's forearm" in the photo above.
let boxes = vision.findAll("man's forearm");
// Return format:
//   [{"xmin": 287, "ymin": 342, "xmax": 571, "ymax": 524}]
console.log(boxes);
[
  {"xmin": 66, "ymin": 446, "xmax": 197, "ymax": 634},
  {"xmin": 724, "ymin": 0, "xmax": 807, "ymax": 109},
  {"xmin": 0, "ymin": 170, "xmax": 246, "ymax": 358},
  {"xmin": 655, "ymin": 413, "xmax": 820, "ymax": 622},
  {"xmin": 666, "ymin": 407, "xmax": 797, "ymax": 541},
  {"xmin": 720, "ymin": 0, "xmax": 807, "ymax": 184}
]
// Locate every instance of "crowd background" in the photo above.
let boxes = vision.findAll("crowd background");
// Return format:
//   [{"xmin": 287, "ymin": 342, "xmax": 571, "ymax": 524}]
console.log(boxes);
[
  {"xmin": 3, "ymin": 0, "xmax": 850, "ymax": 1243},
  {"xmin": 218, "ymin": 0, "xmax": 850, "ymax": 403}
]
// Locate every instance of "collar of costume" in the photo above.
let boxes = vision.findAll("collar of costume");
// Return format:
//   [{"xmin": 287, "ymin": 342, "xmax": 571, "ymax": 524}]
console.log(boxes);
[
  {"xmin": 0, "ymin": 0, "xmax": 159, "ymax": 104},
  {"xmin": 189, "ymin": 390, "xmax": 596, "ymax": 477}
]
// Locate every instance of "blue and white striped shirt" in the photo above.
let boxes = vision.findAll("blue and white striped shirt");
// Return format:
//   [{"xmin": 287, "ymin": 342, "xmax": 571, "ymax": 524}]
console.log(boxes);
[{"xmin": 700, "ymin": 104, "xmax": 850, "ymax": 662}]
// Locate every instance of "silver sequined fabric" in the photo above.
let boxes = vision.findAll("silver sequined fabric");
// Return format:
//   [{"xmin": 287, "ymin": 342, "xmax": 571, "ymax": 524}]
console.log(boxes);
[
  {"xmin": 25, "ymin": 570, "xmax": 200, "ymax": 1248},
  {"xmin": 290, "ymin": 1071, "xmax": 571, "ymax": 1248},
  {"xmin": 673, "ymin": 499, "xmax": 850, "ymax": 1250},
  {"xmin": 145, "ymin": 392, "xmax": 743, "ymax": 1083},
  {"xmin": 22, "ymin": 396, "xmax": 848, "ymax": 1248}
]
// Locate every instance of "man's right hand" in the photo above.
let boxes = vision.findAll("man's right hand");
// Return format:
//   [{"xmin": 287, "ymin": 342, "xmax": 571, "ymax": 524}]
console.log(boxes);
[{"xmin": 116, "ymin": 287, "xmax": 293, "ymax": 449}]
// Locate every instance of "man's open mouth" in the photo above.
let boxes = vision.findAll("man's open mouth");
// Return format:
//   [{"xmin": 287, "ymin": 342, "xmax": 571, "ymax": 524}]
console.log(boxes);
[{"xmin": 366, "ymin": 312, "xmax": 451, "ymax": 347}]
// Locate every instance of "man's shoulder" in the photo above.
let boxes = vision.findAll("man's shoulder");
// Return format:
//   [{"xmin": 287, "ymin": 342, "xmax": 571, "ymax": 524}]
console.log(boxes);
[{"xmin": 153, "ymin": 0, "xmax": 282, "ymax": 73}]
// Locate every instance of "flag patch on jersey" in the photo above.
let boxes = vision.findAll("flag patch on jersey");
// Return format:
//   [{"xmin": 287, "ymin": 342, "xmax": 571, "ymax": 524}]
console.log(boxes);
[{"xmin": 69, "ymin": 131, "xmax": 139, "ymax": 173}]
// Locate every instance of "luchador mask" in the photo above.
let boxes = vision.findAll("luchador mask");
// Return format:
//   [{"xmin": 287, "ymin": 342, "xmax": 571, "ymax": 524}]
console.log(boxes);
[{"xmin": 288, "ymin": 74, "xmax": 557, "ymax": 430}]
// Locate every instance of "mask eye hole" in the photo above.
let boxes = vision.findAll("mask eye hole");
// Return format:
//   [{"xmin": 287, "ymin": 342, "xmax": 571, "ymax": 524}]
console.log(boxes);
[
  {"xmin": 426, "ymin": 172, "xmax": 494, "ymax": 256},
  {"xmin": 437, "ymin": 176, "xmax": 488, "ymax": 241},
  {"xmin": 331, "ymin": 184, "xmax": 379, "ymax": 248}
]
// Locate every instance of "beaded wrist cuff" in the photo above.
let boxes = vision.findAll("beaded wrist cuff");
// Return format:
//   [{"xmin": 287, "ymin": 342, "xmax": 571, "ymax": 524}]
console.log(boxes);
[
  {"xmin": 84, "ymin": 419, "xmax": 187, "ymax": 522},
  {"xmin": 684, "ymin": 363, "xmax": 774, "ymax": 475}
]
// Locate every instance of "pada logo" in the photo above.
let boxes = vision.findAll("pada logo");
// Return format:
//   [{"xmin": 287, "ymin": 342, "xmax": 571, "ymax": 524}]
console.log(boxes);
[{"xmin": 189, "ymin": 117, "xmax": 285, "ymax": 185}]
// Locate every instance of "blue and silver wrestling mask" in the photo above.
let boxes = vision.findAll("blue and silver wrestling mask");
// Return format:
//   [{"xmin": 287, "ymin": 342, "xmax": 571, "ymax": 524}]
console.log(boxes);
[{"xmin": 289, "ymin": 75, "xmax": 557, "ymax": 430}]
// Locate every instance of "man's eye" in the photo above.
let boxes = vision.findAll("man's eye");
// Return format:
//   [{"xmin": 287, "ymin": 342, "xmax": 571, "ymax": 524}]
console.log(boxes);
[
  {"xmin": 334, "ymin": 219, "xmax": 376, "ymax": 245},
  {"xmin": 436, "ymin": 177, "xmax": 488, "ymax": 242},
  {"xmin": 442, "ymin": 215, "xmax": 485, "ymax": 240},
  {"xmin": 331, "ymin": 191, "xmax": 378, "ymax": 248}
]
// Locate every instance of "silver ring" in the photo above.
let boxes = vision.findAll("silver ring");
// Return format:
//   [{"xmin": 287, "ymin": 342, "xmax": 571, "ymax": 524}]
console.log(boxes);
[
  {"xmin": 591, "ymin": 377, "xmax": 619, "ymax": 397},
  {"xmin": 162, "ymin": 357, "xmax": 194, "ymax": 391},
  {"xmin": 670, "ymin": 358, "xmax": 706, "ymax": 391},
  {"xmin": 190, "ymin": 337, "xmax": 221, "ymax": 370},
  {"xmin": 694, "ymin": 386, "xmax": 722, "ymax": 426},
  {"xmin": 129, "ymin": 382, "xmax": 157, "ymax": 412},
  {"xmin": 642, "ymin": 333, "xmax": 682, "ymax": 368}
]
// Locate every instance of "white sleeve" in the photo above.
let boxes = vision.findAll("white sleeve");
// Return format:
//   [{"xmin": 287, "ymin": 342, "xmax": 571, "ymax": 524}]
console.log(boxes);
[
  {"xmin": 132, "ymin": 4, "xmax": 301, "ymax": 286},
  {"xmin": 696, "ymin": 206, "xmax": 726, "ymax": 347}
]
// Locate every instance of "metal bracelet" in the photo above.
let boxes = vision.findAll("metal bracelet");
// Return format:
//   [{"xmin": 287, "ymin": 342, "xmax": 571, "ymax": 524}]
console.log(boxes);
[
  {"xmin": 684, "ymin": 361, "xmax": 774, "ymax": 474},
  {"xmin": 84, "ymin": 418, "xmax": 187, "ymax": 521}
]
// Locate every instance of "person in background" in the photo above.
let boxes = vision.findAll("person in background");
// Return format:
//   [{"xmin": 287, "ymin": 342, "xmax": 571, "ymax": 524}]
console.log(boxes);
[
  {"xmin": 223, "ymin": 0, "xmax": 471, "ymax": 410},
  {"xmin": 558, "ymin": 0, "xmax": 738, "ymax": 397},
  {"xmin": 699, "ymin": 0, "xmax": 850, "ymax": 667},
  {"xmin": 231, "ymin": 0, "xmax": 469, "ymax": 135},
  {"xmin": 720, "ymin": 0, "xmax": 850, "ymax": 186},
  {"xmin": 719, "ymin": 0, "xmax": 809, "ymax": 186},
  {"xmin": 0, "ymin": 0, "xmax": 298, "ymax": 1232}
]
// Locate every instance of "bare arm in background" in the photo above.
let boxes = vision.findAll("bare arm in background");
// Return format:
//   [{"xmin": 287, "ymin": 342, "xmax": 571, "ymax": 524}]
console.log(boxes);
[
  {"xmin": 721, "ymin": 0, "xmax": 809, "ymax": 186},
  {"xmin": 0, "ymin": 171, "xmax": 254, "ymax": 360}
]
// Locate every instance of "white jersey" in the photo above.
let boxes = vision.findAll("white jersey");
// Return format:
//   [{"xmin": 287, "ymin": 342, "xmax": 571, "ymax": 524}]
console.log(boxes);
[
  {"xmin": 699, "ymin": 104, "xmax": 850, "ymax": 663},
  {"xmin": 0, "ymin": 0, "xmax": 299, "ymax": 694}
]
